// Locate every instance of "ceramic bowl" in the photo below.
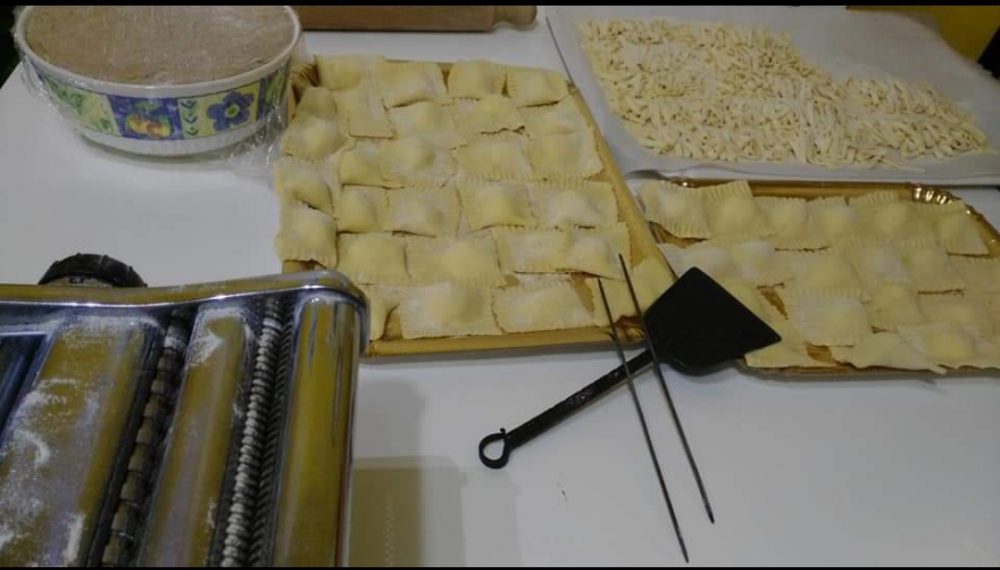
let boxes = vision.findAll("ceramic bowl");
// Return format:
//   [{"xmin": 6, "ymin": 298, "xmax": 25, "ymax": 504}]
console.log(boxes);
[{"xmin": 14, "ymin": 6, "xmax": 301, "ymax": 157}]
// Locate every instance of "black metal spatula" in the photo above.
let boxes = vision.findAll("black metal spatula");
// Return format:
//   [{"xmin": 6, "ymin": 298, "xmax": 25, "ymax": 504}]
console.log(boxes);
[{"xmin": 478, "ymin": 267, "xmax": 781, "ymax": 470}]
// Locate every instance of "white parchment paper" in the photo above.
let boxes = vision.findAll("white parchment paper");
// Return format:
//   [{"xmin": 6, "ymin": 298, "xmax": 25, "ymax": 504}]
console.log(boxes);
[{"xmin": 547, "ymin": 6, "xmax": 1000, "ymax": 186}]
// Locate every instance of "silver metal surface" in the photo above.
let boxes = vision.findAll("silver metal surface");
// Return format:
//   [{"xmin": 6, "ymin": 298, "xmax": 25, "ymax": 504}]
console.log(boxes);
[{"xmin": 0, "ymin": 271, "xmax": 368, "ymax": 567}]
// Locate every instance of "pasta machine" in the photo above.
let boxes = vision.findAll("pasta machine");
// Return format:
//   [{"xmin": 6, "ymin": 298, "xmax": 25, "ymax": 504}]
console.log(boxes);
[{"xmin": 0, "ymin": 254, "xmax": 369, "ymax": 567}]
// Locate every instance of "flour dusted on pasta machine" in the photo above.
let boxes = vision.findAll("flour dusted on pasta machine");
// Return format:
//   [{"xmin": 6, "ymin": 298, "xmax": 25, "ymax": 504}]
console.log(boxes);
[{"xmin": 0, "ymin": 254, "xmax": 368, "ymax": 566}]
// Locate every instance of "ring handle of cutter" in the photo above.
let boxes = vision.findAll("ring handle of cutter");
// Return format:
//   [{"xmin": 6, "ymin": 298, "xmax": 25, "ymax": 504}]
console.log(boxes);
[{"xmin": 478, "ymin": 429, "xmax": 512, "ymax": 469}]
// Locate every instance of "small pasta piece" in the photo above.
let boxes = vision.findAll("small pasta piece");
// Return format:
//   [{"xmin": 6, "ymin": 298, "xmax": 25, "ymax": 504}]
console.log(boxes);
[
  {"xmin": 779, "ymin": 288, "xmax": 872, "ymax": 347},
  {"xmin": 332, "ymin": 84, "xmax": 393, "ymax": 138},
  {"xmin": 506, "ymin": 65, "xmax": 569, "ymax": 107},
  {"xmin": 295, "ymin": 86, "xmax": 339, "ymax": 121},
  {"xmin": 336, "ymin": 185, "xmax": 386, "ymax": 233},
  {"xmin": 273, "ymin": 157, "xmax": 334, "ymax": 217},
  {"xmin": 316, "ymin": 54, "xmax": 379, "ymax": 92},
  {"xmin": 755, "ymin": 196, "xmax": 826, "ymax": 250},
  {"xmin": 522, "ymin": 97, "xmax": 589, "ymax": 138},
  {"xmin": 273, "ymin": 198, "xmax": 338, "ymax": 268},
  {"xmin": 399, "ymin": 282, "xmax": 501, "ymax": 339},
  {"xmin": 493, "ymin": 228, "xmax": 570, "ymax": 273},
  {"xmin": 453, "ymin": 95, "xmax": 525, "ymax": 135},
  {"xmin": 830, "ymin": 332, "xmax": 944, "ymax": 373},
  {"xmin": 494, "ymin": 282, "xmax": 592, "ymax": 333},
  {"xmin": 659, "ymin": 242, "xmax": 739, "ymax": 283},
  {"xmin": 559, "ymin": 224, "xmax": 632, "ymax": 279},
  {"xmin": 898, "ymin": 322, "xmax": 999, "ymax": 369},
  {"xmin": 382, "ymin": 185, "xmax": 460, "ymax": 237},
  {"xmin": 842, "ymin": 243, "xmax": 912, "ymax": 294},
  {"xmin": 379, "ymin": 136, "xmax": 455, "ymax": 188},
  {"xmin": 375, "ymin": 59, "xmax": 450, "ymax": 108},
  {"xmin": 637, "ymin": 181, "xmax": 710, "ymax": 239},
  {"xmin": 446, "ymin": 59, "xmax": 505, "ymax": 99},
  {"xmin": 336, "ymin": 232, "xmax": 409, "ymax": 285},
  {"xmin": 723, "ymin": 239, "xmax": 789, "ymax": 286},
  {"xmin": 358, "ymin": 284, "xmax": 405, "ymax": 342},
  {"xmin": 951, "ymin": 256, "xmax": 1000, "ymax": 293},
  {"xmin": 897, "ymin": 244, "xmax": 964, "ymax": 292},
  {"xmin": 388, "ymin": 101, "xmax": 465, "ymax": 149},
  {"xmin": 918, "ymin": 293, "xmax": 993, "ymax": 337},
  {"xmin": 745, "ymin": 318, "xmax": 833, "ymax": 369},
  {"xmin": 916, "ymin": 202, "xmax": 989, "ymax": 255},
  {"xmin": 339, "ymin": 142, "xmax": 399, "ymax": 188},
  {"xmin": 529, "ymin": 180, "xmax": 617, "ymax": 229},
  {"xmin": 864, "ymin": 283, "xmax": 924, "ymax": 331},
  {"xmin": 455, "ymin": 133, "xmax": 534, "ymax": 180},
  {"xmin": 702, "ymin": 181, "xmax": 773, "ymax": 239},
  {"xmin": 280, "ymin": 114, "xmax": 349, "ymax": 161},
  {"xmin": 808, "ymin": 197, "xmax": 860, "ymax": 245},
  {"xmin": 526, "ymin": 130, "xmax": 604, "ymax": 179},
  {"xmin": 406, "ymin": 235, "xmax": 505, "ymax": 287},
  {"xmin": 457, "ymin": 178, "xmax": 535, "ymax": 230},
  {"xmin": 779, "ymin": 250, "xmax": 862, "ymax": 292}
]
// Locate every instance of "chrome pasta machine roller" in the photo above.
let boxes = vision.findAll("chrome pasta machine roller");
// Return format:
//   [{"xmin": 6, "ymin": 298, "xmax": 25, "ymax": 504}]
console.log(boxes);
[{"xmin": 0, "ymin": 255, "xmax": 369, "ymax": 567}]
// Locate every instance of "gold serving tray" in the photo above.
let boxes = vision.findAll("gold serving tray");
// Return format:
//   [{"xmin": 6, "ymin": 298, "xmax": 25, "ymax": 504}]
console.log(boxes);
[
  {"xmin": 648, "ymin": 178, "xmax": 1000, "ymax": 378},
  {"xmin": 281, "ymin": 60, "xmax": 668, "ymax": 357}
]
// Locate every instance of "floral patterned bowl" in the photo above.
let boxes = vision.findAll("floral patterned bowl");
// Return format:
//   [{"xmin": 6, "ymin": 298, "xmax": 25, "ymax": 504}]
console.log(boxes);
[{"xmin": 14, "ymin": 6, "xmax": 301, "ymax": 157}]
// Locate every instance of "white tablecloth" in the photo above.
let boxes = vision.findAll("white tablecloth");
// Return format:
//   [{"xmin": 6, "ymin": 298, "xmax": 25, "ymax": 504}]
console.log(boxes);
[{"xmin": 0, "ymin": 7, "xmax": 997, "ymax": 565}]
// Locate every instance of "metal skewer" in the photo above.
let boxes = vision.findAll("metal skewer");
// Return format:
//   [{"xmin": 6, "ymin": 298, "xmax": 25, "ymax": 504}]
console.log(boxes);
[
  {"xmin": 597, "ymin": 279, "xmax": 689, "ymax": 563},
  {"xmin": 618, "ymin": 254, "xmax": 716, "ymax": 524}
]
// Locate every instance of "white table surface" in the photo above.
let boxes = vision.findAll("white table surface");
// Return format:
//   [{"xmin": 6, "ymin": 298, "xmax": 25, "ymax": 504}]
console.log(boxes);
[{"xmin": 1, "ymin": 7, "xmax": 999, "ymax": 566}]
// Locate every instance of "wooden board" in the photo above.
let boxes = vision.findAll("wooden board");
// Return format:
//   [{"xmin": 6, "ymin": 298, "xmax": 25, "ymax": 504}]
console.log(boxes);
[
  {"xmin": 282, "ymin": 60, "xmax": 669, "ymax": 357},
  {"xmin": 645, "ymin": 178, "xmax": 1000, "ymax": 377},
  {"xmin": 292, "ymin": 6, "xmax": 537, "ymax": 31}
]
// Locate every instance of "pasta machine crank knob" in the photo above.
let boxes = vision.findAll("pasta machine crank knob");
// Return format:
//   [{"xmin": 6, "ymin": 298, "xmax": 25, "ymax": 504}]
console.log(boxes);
[{"xmin": 38, "ymin": 253, "xmax": 147, "ymax": 288}]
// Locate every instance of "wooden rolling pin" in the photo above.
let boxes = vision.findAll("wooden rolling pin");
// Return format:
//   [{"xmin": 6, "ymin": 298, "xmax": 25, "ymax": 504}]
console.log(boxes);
[{"xmin": 292, "ymin": 6, "xmax": 537, "ymax": 31}]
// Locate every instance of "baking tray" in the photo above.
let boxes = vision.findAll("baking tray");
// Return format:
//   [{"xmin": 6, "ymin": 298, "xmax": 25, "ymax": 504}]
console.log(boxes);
[
  {"xmin": 281, "ymin": 60, "xmax": 668, "ymax": 357},
  {"xmin": 639, "ymin": 178, "xmax": 1000, "ymax": 377},
  {"xmin": 547, "ymin": 5, "xmax": 1000, "ymax": 186}
]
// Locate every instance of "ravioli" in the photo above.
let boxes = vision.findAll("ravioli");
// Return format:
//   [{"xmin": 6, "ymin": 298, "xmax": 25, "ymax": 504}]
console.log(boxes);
[
  {"xmin": 382, "ymin": 185, "xmax": 460, "ymax": 237},
  {"xmin": 637, "ymin": 181, "xmax": 711, "ymax": 239},
  {"xmin": 446, "ymin": 59, "xmax": 505, "ymax": 99},
  {"xmin": 526, "ymin": 130, "xmax": 604, "ymax": 179},
  {"xmin": 457, "ymin": 178, "xmax": 535, "ymax": 230},
  {"xmin": 336, "ymin": 232, "xmax": 409, "ymax": 284},
  {"xmin": 529, "ymin": 180, "xmax": 617, "ymax": 229},
  {"xmin": 375, "ymin": 59, "xmax": 450, "ymax": 108},
  {"xmin": 379, "ymin": 136, "xmax": 455, "ymax": 187},
  {"xmin": 505, "ymin": 65, "xmax": 570, "ymax": 107},
  {"xmin": 399, "ymin": 282, "xmax": 501, "ymax": 339},
  {"xmin": 280, "ymin": 114, "xmax": 350, "ymax": 161},
  {"xmin": 273, "ymin": 157, "xmax": 334, "ymax": 217},
  {"xmin": 494, "ymin": 282, "xmax": 592, "ymax": 333},
  {"xmin": 406, "ymin": 235, "xmax": 505, "ymax": 287},
  {"xmin": 455, "ymin": 134, "xmax": 534, "ymax": 180},
  {"xmin": 388, "ymin": 101, "xmax": 465, "ymax": 149},
  {"xmin": 273, "ymin": 198, "xmax": 338, "ymax": 268}
]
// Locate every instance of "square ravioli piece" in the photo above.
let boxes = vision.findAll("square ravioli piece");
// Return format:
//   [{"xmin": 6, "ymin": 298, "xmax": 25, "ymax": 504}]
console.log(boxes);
[
  {"xmin": 660, "ymin": 242, "xmax": 741, "ymax": 284},
  {"xmin": 526, "ymin": 130, "xmax": 604, "ymax": 179},
  {"xmin": 918, "ymin": 293, "xmax": 993, "ymax": 337},
  {"xmin": 529, "ymin": 180, "xmax": 617, "ymax": 229},
  {"xmin": 505, "ymin": 65, "xmax": 570, "ymax": 107},
  {"xmin": 637, "ymin": 181, "xmax": 711, "ymax": 239},
  {"xmin": 778, "ymin": 250, "xmax": 862, "ymax": 292},
  {"xmin": 375, "ymin": 59, "xmax": 450, "ymax": 108},
  {"xmin": 456, "ymin": 134, "xmax": 534, "ymax": 180},
  {"xmin": 379, "ymin": 136, "xmax": 455, "ymax": 188},
  {"xmin": 388, "ymin": 101, "xmax": 465, "ymax": 149},
  {"xmin": 274, "ymin": 157, "xmax": 335, "ymax": 217},
  {"xmin": 864, "ymin": 283, "xmax": 924, "ymax": 332},
  {"xmin": 951, "ymin": 256, "xmax": 1000, "ymax": 293},
  {"xmin": 754, "ymin": 196, "xmax": 826, "ymax": 250},
  {"xmin": 457, "ymin": 178, "xmax": 535, "ymax": 230},
  {"xmin": 808, "ymin": 196, "xmax": 860, "ymax": 245},
  {"xmin": 493, "ymin": 228, "xmax": 570, "ymax": 273},
  {"xmin": 383, "ymin": 185, "xmax": 460, "ymax": 237},
  {"xmin": 406, "ymin": 235, "xmax": 505, "ymax": 287},
  {"xmin": 336, "ymin": 185, "xmax": 387, "ymax": 233},
  {"xmin": 702, "ymin": 181, "xmax": 773, "ymax": 239},
  {"xmin": 588, "ymin": 255, "xmax": 675, "ymax": 325},
  {"xmin": 522, "ymin": 97, "xmax": 589, "ymax": 138},
  {"xmin": 558, "ymin": 223, "xmax": 632, "ymax": 280},
  {"xmin": 446, "ymin": 59, "xmax": 505, "ymax": 99},
  {"xmin": 336, "ymin": 232, "xmax": 409, "ymax": 285},
  {"xmin": 898, "ymin": 322, "xmax": 1000, "ymax": 370},
  {"xmin": 339, "ymin": 142, "xmax": 399, "ymax": 188},
  {"xmin": 855, "ymin": 199, "xmax": 932, "ymax": 243},
  {"xmin": 744, "ymin": 318, "xmax": 833, "ymax": 369},
  {"xmin": 916, "ymin": 202, "xmax": 989, "ymax": 255},
  {"xmin": 453, "ymin": 95, "xmax": 525, "ymax": 135},
  {"xmin": 273, "ymin": 198, "xmax": 338, "ymax": 269},
  {"xmin": 399, "ymin": 282, "xmax": 501, "ymax": 339},
  {"xmin": 494, "ymin": 282, "xmax": 593, "ymax": 333},
  {"xmin": 280, "ymin": 114, "xmax": 350, "ymax": 161},
  {"xmin": 358, "ymin": 284, "xmax": 406, "ymax": 342},
  {"xmin": 712, "ymin": 239, "xmax": 789, "ymax": 287},
  {"xmin": 842, "ymin": 243, "xmax": 912, "ymax": 294},
  {"xmin": 295, "ymin": 86, "xmax": 339, "ymax": 121},
  {"xmin": 897, "ymin": 243, "xmax": 964, "ymax": 292},
  {"xmin": 830, "ymin": 332, "xmax": 944, "ymax": 373},
  {"xmin": 316, "ymin": 54, "xmax": 380, "ymax": 92},
  {"xmin": 332, "ymin": 84, "xmax": 393, "ymax": 138},
  {"xmin": 778, "ymin": 289, "xmax": 873, "ymax": 347}
]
